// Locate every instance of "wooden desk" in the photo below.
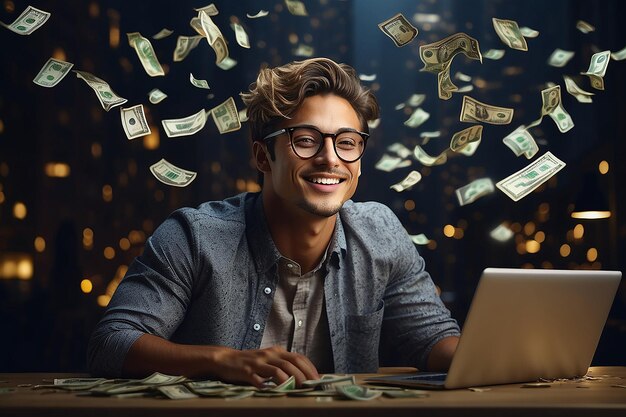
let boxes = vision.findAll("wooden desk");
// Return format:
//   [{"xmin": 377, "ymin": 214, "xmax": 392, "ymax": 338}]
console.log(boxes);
[{"xmin": 1, "ymin": 367, "xmax": 625, "ymax": 417}]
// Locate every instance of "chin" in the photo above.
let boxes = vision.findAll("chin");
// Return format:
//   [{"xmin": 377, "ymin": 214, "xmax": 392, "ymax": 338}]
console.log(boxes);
[{"xmin": 297, "ymin": 199, "xmax": 344, "ymax": 218}]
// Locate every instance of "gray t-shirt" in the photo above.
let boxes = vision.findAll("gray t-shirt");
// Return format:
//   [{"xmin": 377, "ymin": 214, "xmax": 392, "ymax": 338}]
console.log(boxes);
[{"xmin": 87, "ymin": 192, "xmax": 460, "ymax": 377}]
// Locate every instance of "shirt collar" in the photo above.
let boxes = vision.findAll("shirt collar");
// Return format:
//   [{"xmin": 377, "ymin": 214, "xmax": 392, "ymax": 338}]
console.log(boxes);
[
  {"xmin": 245, "ymin": 192, "xmax": 349, "ymax": 273},
  {"xmin": 245, "ymin": 192, "xmax": 282, "ymax": 274}
]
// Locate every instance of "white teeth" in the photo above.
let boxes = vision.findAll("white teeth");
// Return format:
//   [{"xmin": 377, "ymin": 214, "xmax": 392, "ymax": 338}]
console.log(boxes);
[{"xmin": 310, "ymin": 177, "xmax": 340, "ymax": 185}]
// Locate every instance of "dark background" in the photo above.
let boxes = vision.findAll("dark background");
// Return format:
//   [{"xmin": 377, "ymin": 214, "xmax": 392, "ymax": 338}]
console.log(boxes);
[{"xmin": 0, "ymin": 0, "xmax": 624, "ymax": 372}]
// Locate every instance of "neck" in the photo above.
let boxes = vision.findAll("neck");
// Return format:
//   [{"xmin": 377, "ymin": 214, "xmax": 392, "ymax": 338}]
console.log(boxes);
[{"xmin": 262, "ymin": 192, "xmax": 336, "ymax": 274}]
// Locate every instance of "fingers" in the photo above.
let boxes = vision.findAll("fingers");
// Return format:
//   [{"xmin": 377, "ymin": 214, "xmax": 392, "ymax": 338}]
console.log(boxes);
[
  {"xmin": 264, "ymin": 348, "xmax": 320, "ymax": 386},
  {"xmin": 215, "ymin": 347, "xmax": 321, "ymax": 388}
]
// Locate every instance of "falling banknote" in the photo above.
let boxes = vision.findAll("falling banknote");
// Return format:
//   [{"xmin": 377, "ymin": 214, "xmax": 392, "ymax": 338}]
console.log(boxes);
[
  {"xmin": 1, "ymin": 5, "xmax": 50, "ymax": 35},
  {"xmin": 127, "ymin": 32, "xmax": 165, "ymax": 77},
  {"xmin": 496, "ymin": 151, "xmax": 566, "ymax": 201},
  {"xmin": 378, "ymin": 13, "xmax": 418, "ymax": 47},
  {"xmin": 120, "ymin": 104, "xmax": 151, "ymax": 140},
  {"xmin": 74, "ymin": 70, "xmax": 128, "ymax": 111},
  {"xmin": 460, "ymin": 96, "xmax": 514, "ymax": 125},
  {"xmin": 390, "ymin": 170, "xmax": 422, "ymax": 192},
  {"xmin": 161, "ymin": 108, "xmax": 207, "ymax": 138},
  {"xmin": 33, "ymin": 57, "xmax": 73, "ymax": 87},
  {"xmin": 492, "ymin": 18, "xmax": 528, "ymax": 51},
  {"xmin": 150, "ymin": 159, "xmax": 197, "ymax": 187},
  {"xmin": 210, "ymin": 97, "xmax": 241, "ymax": 134},
  {"xmin": 455, "ymin": 178, "xmax": 494, "ymax": 206}
]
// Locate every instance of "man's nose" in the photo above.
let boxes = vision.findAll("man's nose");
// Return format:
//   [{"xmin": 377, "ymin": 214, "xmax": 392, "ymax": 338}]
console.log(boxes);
[{"xmin": 315, "ymin": 136, "xmax": 340, "ymax": 165}]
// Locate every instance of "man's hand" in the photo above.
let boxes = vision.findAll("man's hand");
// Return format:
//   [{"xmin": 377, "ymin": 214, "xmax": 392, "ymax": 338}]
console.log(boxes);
[{"xmin": 213, "ymin": 345, "xmax": 320, "ymax": 388}]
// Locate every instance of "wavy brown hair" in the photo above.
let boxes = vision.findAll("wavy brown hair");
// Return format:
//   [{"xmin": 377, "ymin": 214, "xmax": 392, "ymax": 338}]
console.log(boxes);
[{"xmin": 240, "ymin": 58, "xmax": 379, "ymax": 146}]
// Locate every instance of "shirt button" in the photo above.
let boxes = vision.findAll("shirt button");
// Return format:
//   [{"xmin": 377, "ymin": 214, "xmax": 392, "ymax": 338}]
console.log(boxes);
[
  {"xmin": 297, "ymin": 320, "xmax": 303, "ymax": 328},
  {"xmin": 253, "ymin": 323, "xmax": 261, "ymax": 331},
  {"xmin": 287, "ymin": 263, "xmax": 294, "ymax": 268},
  {"xmin": 264, "ymin": 287, "xmax": 271, "ymax": 295}
]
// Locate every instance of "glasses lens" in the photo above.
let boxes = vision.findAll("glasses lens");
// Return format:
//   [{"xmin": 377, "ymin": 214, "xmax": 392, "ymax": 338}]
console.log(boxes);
[
  {"xmin": 291, "ymin": 128, "xmax": 323, "ymax": 158},
  {"xmin": 335, "ymin": 132, "xmax": 365, "ymax": 162}
]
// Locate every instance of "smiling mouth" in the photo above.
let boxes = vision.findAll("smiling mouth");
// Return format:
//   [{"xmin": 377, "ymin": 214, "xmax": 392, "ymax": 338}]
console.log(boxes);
[{"xmin": 305, "ymin": 177, "xmax": 345, "ymax": 185}]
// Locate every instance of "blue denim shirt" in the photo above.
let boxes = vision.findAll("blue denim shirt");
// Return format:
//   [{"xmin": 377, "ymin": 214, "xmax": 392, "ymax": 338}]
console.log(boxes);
[{"xmin": 88, "ymin": 192, "xmax": 459, "ymax": 376}]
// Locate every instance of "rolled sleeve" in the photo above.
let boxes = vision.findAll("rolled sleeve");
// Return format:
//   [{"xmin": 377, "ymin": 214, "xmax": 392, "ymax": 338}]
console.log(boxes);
[{"xmin": 87, "ymin": 210, "xmax": 197, "ymax": 376}]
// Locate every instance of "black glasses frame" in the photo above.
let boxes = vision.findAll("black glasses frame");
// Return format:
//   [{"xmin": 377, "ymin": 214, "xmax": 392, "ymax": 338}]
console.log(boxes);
[{"xmin": 262, "ymin": 124, "xmax": 369, "ymax": 163}]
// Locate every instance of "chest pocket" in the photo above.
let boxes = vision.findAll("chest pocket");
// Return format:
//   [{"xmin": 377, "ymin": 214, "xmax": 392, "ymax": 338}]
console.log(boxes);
[{"xmin": 344, "ymin": 299, "xmax": 385, "ymax": 373}]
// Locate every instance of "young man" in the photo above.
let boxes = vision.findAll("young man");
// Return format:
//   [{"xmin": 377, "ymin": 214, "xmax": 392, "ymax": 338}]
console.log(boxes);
[{"xmin": 88, "ymin": 58, "xmax": 460, "ymax": 388}]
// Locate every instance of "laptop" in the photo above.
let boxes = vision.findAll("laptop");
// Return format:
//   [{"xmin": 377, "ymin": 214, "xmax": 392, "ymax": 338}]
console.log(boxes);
[{"xmin": 366, "ymin": 268, "xmax": 622, "ymax": 389}]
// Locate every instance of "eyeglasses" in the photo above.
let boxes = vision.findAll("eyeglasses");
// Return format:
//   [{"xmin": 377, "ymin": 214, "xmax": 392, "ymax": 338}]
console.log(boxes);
[{"xmin": 262, "ymin": 124, "xmax": 369, "ymax": 163}]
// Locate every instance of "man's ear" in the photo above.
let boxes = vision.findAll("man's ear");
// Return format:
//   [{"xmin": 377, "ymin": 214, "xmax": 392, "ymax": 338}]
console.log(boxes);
[{"xmin": 253, "ymin": 141, "xmax": 271, "ymax": 173}]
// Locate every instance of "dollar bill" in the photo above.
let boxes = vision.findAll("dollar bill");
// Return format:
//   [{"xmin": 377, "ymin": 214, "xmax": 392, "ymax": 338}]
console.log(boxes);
[
  {"xmin": 390, "ymin": 170, "xmax": 422, "ymax": 192},
  {"xmin": 404, "ymin": 108, "xmax": 430, "ymax": 128},
  {"xmin": 519, "ymin": 26, "xmax": 540, "ymax": 38},
  {"xmin": 456, "ymin": 84, "xmax": 474, "ymax": 93},
  {"xmin": 527, "ymin": 85, "xmax": 574, "ymax": 132},
  {"xmin": 293, "ymin": 43, "xmax": 315, "ymax": 57},
  {"xmin": 367, "ymin": 118, "xmax": 380, "ymax": 129},
  {"xmin": 189, "ymin": 16, "xmax": 206, "ymax": 36},
  {"xmin": 190, "ymin": 73, "xmax": 210, "ymax": 89},
  {"xmin": 194, "ymin": 3, "xmax": 219, "ymax": 15},
  {"xmin": 120, "ymin": 104, "xmax": 151, "ymax": 140},
  {"xmin": 576, "ymin": 20, "xmax": 595, "ymax": 34},
  {"xmin": 150, "ymin": 159, "xmax": 197, "ymax": 187},
  {"xmin": 238, "ymin": 108, "xmax": 248, "ymax": 122},
  {"xmin": 502, "ymin": 126, "xmax": 538, "ymax": 159},
  {"xmin": 148, "ymin": 88, "xmax": 167, "ymax": 104},
  {"xmin": 549, "ymin": 105, "xmax": 574, "ymax": 133},
  {"xmin": 460, "ymin": 96, "xmax": 514, "ymax": 125},
  {"xmin": 199, "ymin": 10, "xmax": 229, "ymax": 64},
  {"xmin": 74, "ymin": 70, "xmax": 128, "ymax": 111},
  {"xmin": 540, "ymin": 85, "xmax": 562, "ymax": 116},
  {"xmin": 580, "ymin": 50, "xmax": 610, "ymax": 90},
  {"xmin": 210, "ymin": 97, "xmax": 241, "ymax": 134},
  {"xmin": 337, "ymin": 385, "xmax": 382, "ymax": 401},
  {"xmin": 378, "ymin": 13, "xmax": 418, "ymax": 47},
  {"xmin": 217, "ymin": 56, "xmax": 238, "ymax": 70},
  {"xmin": 157, "ymin": 385, "xmax": 198, "ymax": 399},
  {"xmin": 437, "ymin": 67, "xmax": 458, "ymax": 100},
  {"xmin": 458, "ymin": 140, "xmax": 480, "ymax": 156},
  {"xmin": 33, "ymin": 57, "xmax": 73, "ymax": 87},
  {"xmin": 409, "ymin": 233, "xmax": 429, "ymax": 245},
  {"xmin": 127, "ymin": 32, "xmax": 165, "ymax": 77},
  {"xmin": 490, "ymin": 223, "xmax": 514, "ymax": 242},
  {"xmin": 449, "ymin": 125, "xmax": 483, "ymax": 152},
  {"xmin": 547, "ymin": 49, "xmax": 575, "ymax": 67},
  {"xmin": 563, "ymin": 75, "xmax": 593, "ymax": 103},
  {"xmin": 152, "ymin": 28, "xmax": 173, "ymax": 39},
  {"xmin": 375, "ymin": 154, "xmax": 411, "ymax": 172},
  {"xmin": 161, "ymin": 108, "xmax": 207, "ymax": 138},
  {"xmin": 173, "ymin": 35, "xmax": 203, "ymax": 62},
  {"xmin": 413, "ymin": 145, "xmax": 448, "ymax": 166},
  {"xmin": 611, "ymin": 46, "xmax": 626, "ymax": 61},
  {"xmin": 496, "ymin": 151, "xmax": 566, "ymax": 202},
  {"xmin": 231, "ymin": 22, "xmax": 250, "ymax": 48},
  {"xmin": 419, "ymin": 33, "xmax": 482, "ymax": 73},
  {"xmin": 452, "ymin": 72, "xmax": 470, "ymax": 83},
  {"xmin": 492, "ymin": 18, "xmax": 528, "ymax": 51},
  {"xmin": 483, "ymin": 49, "xmax": 505, "ymax": 60},
  {"xmin": 285, "ymin": 0, "xmax": 308, "ymax": 16},
  {"xmin": 387, "ymin": 143, "xmax": 412, "ymax": 159},
  {"xmin": 359, "ymin": 73, "xmax": 377, "ymax": 82},
  {"xmin": 1, "ymin": 5, "xmax": 50, "ymax": 35},
  {"xmin": 455, "ymin": 178, "xmax": 494, "ymax": 206},
  {"xmin": 407, "ymin": 94, "xmax": 427, "ymax": 107},
  {"xmin": 247, "ymin": 10, "xmax": 269, "ymax": 19}
]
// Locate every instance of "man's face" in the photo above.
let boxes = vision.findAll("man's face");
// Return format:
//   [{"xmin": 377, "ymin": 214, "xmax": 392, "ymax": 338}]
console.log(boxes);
[{"xmin": 262, "ymin": 93, "xmax": 363, "ymax": 218}]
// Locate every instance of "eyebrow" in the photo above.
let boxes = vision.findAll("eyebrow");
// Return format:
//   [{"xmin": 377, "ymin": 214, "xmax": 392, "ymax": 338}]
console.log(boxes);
[{"xmin": 290, "ymin": 123, "xmax": 363, "ymax": 133}]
